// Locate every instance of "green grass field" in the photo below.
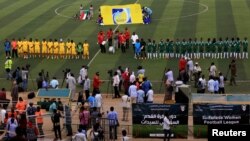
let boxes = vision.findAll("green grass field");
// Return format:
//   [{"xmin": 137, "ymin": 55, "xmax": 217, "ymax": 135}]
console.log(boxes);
[{"xmin": 0, "ymin": 0, "xmax": 250, "ymax": 94}]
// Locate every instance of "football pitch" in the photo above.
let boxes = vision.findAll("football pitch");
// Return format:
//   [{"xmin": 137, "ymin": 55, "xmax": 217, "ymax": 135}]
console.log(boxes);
[{"xmin": 0, "ymin": 0, "xmax": 250, "ymax": 94}]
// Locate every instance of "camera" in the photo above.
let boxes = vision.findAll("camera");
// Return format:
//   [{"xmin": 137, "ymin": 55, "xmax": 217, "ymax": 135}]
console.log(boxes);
[
  {"xmin": 26, "ymin": 64, "xmax": 31, "ymax": 70},
  {"xmin": 107, "ymin": 69, "xmax": 113, "ymax": 76}
]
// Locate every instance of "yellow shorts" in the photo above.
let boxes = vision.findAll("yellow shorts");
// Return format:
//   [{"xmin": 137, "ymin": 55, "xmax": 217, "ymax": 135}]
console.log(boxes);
[
  {"xmin": 48, "ymin": 48, "xmax": 53, "ymax": 54},
  {"xmin": 23, "ymin": 47, "xmax": 28, "ymax": 53},
  {"xmin": 66, "ymin": 50, "xmax": 71, "ymax": 55},
  {"xmin": 54, "ymin": 49, "xmax": 59, "ymax": 54},
  {"xmin": 18, "ymin": 48, "xmax": 23, "ymax": 53},
  {"xmin": 35, "ymin": 47, "xmax": 40, "ymax": 53},
  {"xmin": 29, "ymin": 48, "xmax": 34, "ymax": 53},
  {"xmin": 84, "ymin": 50, "xmax": 89, "ymax": 56},
  {"xmin": 72, "ymin": 50, "xmax": 77, "ymax": 55},
  {"xmin": 42, "ymin": 49, "xmax": 47, "ymax": 54}
]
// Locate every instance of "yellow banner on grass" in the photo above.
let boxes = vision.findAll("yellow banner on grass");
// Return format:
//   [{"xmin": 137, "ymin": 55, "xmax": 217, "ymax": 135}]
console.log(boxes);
[{"xmin": 100, "ymin": 4, "xmax": 143, "ymax": 25}]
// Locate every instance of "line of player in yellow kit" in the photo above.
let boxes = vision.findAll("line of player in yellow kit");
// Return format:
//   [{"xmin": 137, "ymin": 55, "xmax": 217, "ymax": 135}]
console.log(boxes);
[{"xmin": 16, "ymin": 38, "xmax": 90, "ymax": 59}]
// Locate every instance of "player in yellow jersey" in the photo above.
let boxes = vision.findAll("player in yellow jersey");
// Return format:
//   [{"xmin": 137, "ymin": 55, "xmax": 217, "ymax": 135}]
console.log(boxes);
[
  {"xmin": 22, "ymin": 38, "xmax": 28, "ymax": 59},
  {"xmin": 65, "ymin": 39, "xmax": 72, "ymax": 59},
  {"xmin": 71, "ymin": 40, "xmax": 77, "ymax": 59},
  {"xmin": 47, "ymin": 39, "xmax": 53, "ymax": 59},
  {"xmin": 53, "ymin": 39, "xmax": 59, "ymax": 59},
  {"xmin": 59, "ymin": 39, "xmax": 65, "ymax": 59},
  {"xmin": 41, "ymin": 39, "xmax": 47, "ymax": 57},
  {"xmin": 28, "ymin": 38, "xmax": 35, "ymax": 58},
  {"xmin": 34, "ymin": 39, "xmax": 41, "ymax": 58},
  {"xmin": 83, "ymin": 40, "xmax": 90, "ymax": 59},
  {"xmin": 17, "ymin": 38, "xmax": 23, "ymax": 58}
]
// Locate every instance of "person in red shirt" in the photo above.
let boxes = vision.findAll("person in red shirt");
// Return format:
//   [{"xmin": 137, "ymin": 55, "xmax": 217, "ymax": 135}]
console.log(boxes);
[
  {"xmin": 106, "ymin": 28, "xmax": 113, "ymax": 47},
  {"xmin": 124, "ymin": 27, "xmax": 130, "ymax": 49},
  {"xmin": 11, "ymin": 38, "xmax": 18, "ymax": 58},
  {"xmin": 119, "ymin": 33, "xmax": 126, "ymax": 53},
  {"xmin": 92, "ymin": 72, "xmax": 103, "ymax": 95},
  {"xmin": 97, "ymin": 31, "xmax": 106, "ymax": 53},
  {"xmin": 179, "ymin": 57, "xmax": 187, "ymax": 72}
]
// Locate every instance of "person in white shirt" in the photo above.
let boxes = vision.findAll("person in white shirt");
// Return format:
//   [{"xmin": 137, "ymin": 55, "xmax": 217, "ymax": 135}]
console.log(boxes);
[
  {"xmin": 83, "ymin": 75, "xmax": 90, "ymax": 99},
  {"xmin": 200, "ymin": 75, "xmax": 206, "ymax": 93},
  {"xmin": 209, "ymin": 62, "xmax": 217, "ymax": 77},
  {"xmin": 113, "ymin": 72, "xmax": 120, "ymax": 98},
  {"xmin": 7, "ymin": 118, "xmax": 18, "ymax": 138},
  {"xmin": 131, "ymin": 32, "xmax": 139, "ymax": 48},
  {"xmin": 214, "ymin": 77, "xmax": 219, "ymax": 94},
  {"xmin": 50, "ymin": 77, "xmax": 59, "ymax": 89},
  {"xmin": 163, "ymin": 113, "xmax": 171, "ymax": 141},
  {"xmin": 79, "ymin": 65, "xmax": 88, "ymax": 85},
  {"xmin": 121, "ymin": 94, "xmax": 130, "ymax": 121},
  {"xmin": 121, "ymin": 129, "xmax": 130, "ymax": 141},
  {"xmin": 165, "ymin": 69, "xmax": 174, "ymax": 83},
  {"xmin": 218, "ymin": 72, "xmax": 225, "ymax": 94},
  {"xmin": 129, "ymin": 72, "xmax": 135, "ymax": 84},
  {"xmin": 207, "ymin": 76, "xmax": 215, "ymax": 93},
  {"xmin": 146, "ymin": 88, "xmax": 154, "ymax": 103},
  {"xmin": 193, "ymin": 62, "xmax": 202, "ymax": 87},
  {"xmin": 72, "ymin": 128, "xmax": 87, "ymax": 141},
  {"xmin": 187, "ymin": 58, "xmax": 194, "ymax": 81},
  {"xmin": 128, "ymin": 82, "xmax": 137, "ymax": 103},
  {"xmin": 0, "ymin": 105, "xmax": 6, "ymax": 124},
  {"xmin": 95, "ymin": 92, "xmax": 102, "ymax": 112},
  {"xmin": 137, "ymin": 86, "xmax": 145, "ymax": 103},
  {"xmin": 67, "ymin": 73, "xmax": 76, "ymax": 101}
]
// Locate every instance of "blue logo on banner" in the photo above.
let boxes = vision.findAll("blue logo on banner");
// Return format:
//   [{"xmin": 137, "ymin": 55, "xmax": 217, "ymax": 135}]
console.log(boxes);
[{"xmin": 112, "ymin": 8, "xmax": 131, "ymax": 24}]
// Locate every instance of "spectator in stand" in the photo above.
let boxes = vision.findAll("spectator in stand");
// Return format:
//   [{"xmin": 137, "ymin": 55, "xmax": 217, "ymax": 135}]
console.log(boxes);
[
  {"xmin": 72, "ymin": 128, "xmax": 87, "ymax": 141},
  {"xmin": 128, "ymin": 82, "xmax": 137, "ymax": 103},
  {"xmin": 95, "ymin": 90, "xmax": 102, "ymax": 113},
  {"xmin": 137, "ymin": 86, "xmax": 145, "ymax": 103},
  {"xmin": 35, "ymin": 106, "xmax": 44, "ymax": 137},
  {"xmin": 121, "ymin": 94, "xmax": 130, "ymax": 121},
  {"xmin": 26, "ymin": 121, "xmax": 38, "ymax": 141},
  {"xmin": 52, "ymin": 109, "xmax": 63, "ymax": 140},
  {"xmin": 79, "ymin": 107, "xmax": 90, "ymax": 130},
  {"xmin": 15, "ymin": 97, "xmax": 26, "ymax": 114},
  {"xmin": 107, "ymin": 106, "xmax": 118, "ymax": 140},
  {"xmin": 121, "ymin": 129, "xmax": 130, "ymax": 141},
  {"xmin": 18, "ymin": 114, "xmax": 27, "ymax": 137},
  {"xmin": 129, "ymin": 72, "xmax": 136, "ymax": 84},
  {"xmin": 27, "ymin": 102, "xmax": 37, "ymax": 126},
  {"xmin": 146, "ymin": 87, "xmax": 154, "ymax": 103},
  {"xmin": 7, "ymin": 118, "xmax": 18, "ymax": 139},
  {"xmin": 141, "ymin": 77, "xmax": 152, "ymax": 102}
]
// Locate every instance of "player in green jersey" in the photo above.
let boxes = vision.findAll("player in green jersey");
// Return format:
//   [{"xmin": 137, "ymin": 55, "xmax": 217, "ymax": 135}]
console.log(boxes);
[
  {"xmin": 165, "ymin": 39, "xmax": 170, "ymax": 59},
  {"xmin": 235, "ymin": 37, "xmax": 241, "ymax": 59},
  {"xmin": 169, "ymin": 40, "xmax": 174, "ymax": 58},
  {"xmin": 205, "ymin": 38, "xmax": 211, "ymax": 58},
  {"xmin": 175, "ymin": 39, "xmax": 181, "ymax": 58},
  {"xmin": 187, "ymin": 38, "xmax": 193, "ymax": 58},
  {"xmin": 152, "ymin": 40, "xmax": 158, "ymax": 59},
  {"xmin": 242, "ymin": 37, "xmax": 248, "ymax": 59},
  {"xmin": 211, "ymin": 38, "xmax": 217, "ymax": 59},
  {"xmin": 198, "ymin": 38, "xmax": 203, "ymax": 59},
  {"xmin": 223, "ymin": 37, "xmax": 229, "ymax": 58},
  {"xmin": 181, "ymin": 39, "xmax": 187, "ymax": 57},
  {"xmin": 217, "ymin": 38, "xmax": 223, "ymax": 59},
  {"xmin": 158, "ymin": 39, "xmax": 165, "ymax": 59},
  {"xmin": 147, "ymin": 39, "xmax": 153, "ymax": 59},
  {"xmin": 192, "ymin": 38, "xmax": 198, "ymax": 59}
]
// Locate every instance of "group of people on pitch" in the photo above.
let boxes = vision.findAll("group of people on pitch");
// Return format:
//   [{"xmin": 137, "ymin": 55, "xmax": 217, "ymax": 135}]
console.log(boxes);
[{"xmin": 4, "ymin": 38, "xmax": 90, "ymax": 60}]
